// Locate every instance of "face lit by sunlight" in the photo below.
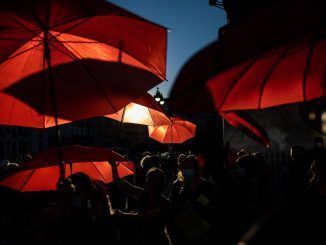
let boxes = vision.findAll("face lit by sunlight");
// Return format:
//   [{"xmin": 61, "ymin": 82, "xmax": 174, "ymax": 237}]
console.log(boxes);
[{"xmin": 123, "ymin": 103, "xmax": 152, "ymax": 125}]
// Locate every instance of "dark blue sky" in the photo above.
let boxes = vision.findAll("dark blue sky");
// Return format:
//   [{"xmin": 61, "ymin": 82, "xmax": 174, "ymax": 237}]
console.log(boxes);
[{"xmin": 110, "ymin": 0, "xmax": 226, "ymax": 97}]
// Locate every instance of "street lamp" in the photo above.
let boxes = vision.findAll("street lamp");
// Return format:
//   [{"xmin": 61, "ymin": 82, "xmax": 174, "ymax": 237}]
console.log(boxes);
[
  {"xmin": 154, "ymin": 87, "xmax": 162, "ymax": 102},
  {"xmin": 154, "ymin": 87, "xmax": 165, "ymax": 104}
]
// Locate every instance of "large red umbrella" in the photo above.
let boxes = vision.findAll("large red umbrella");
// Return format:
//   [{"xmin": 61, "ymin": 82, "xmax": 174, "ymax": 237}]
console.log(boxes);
[
  {"xmin": 148, "ymin": 117, "xmax": 196, "ymax": 144},
  {"xmin": 27, "ymin": 145, "xmax": 128, "ymax": 168},
  {"xmin": 0, "ymin": 145, "xmax": 134, "ymax": 192},
  {"xmin": 220, "ymin": 112, "xmax": 270, "ymax": 147},
  {"xmin": 0, "ymin": 0, "xmax": 167, "ymax": 128},
  {"xmin": 105, "ymin": 93, "xmax": 171, "ymax": 126},
  {"xmin": 0, "ymin": 161, "xmax": 134, "ymax": 192},
  {"xmin": 170, "ymin": 0, "xmax": 325, "ymax": 113}
]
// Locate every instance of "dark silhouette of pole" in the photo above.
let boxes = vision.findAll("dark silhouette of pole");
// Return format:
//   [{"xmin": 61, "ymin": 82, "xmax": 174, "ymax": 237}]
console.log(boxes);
[{"xmin": 43, "ymin": 29, "xmax": 65, "ymax": 181}]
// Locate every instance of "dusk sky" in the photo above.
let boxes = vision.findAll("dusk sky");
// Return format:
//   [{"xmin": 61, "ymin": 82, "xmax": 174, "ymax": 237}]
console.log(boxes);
[{"xmin": 110, "ymin": 0, "xmax": 226, "ymax": 97}]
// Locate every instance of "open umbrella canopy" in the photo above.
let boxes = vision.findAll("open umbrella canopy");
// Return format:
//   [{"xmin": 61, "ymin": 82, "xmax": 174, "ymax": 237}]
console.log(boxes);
[
  {"xmin": 220, "ymin": 112, "xmax": 270, "ymax": 147},
  {"xmin": 170, "ymin": 0, "xmax": 325, "ymax": 113},
  {"xmin": 105, "ymin": 93, "xmax": 171, "ymax": 126},
  {"xmin": 26, "ymin": 145, "xmax": 129, "ymax": 168},
  {"xmin": 0, "ymin": 0, "xmax": 167, "ymax": 128},
  {"xmin": 0, "ymin": 145, "xmax": 134, "ymax": 192},
  {"xmin": 148, "ymin": 117, "xmax": 196, "ymax": 144},
  {"xmin": 0, "ymin": 161, "xmax": 134, "ymax": 192}
]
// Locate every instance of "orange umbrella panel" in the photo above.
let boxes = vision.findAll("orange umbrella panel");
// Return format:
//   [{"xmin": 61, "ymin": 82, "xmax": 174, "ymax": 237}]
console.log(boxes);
[
  {"xmin": 105, "ymin": 93, "xmax": 171, "ymax": 126},
  {"xmin": 148, "ymin": 117, "xmax": 196, "ymax": 144},
  {"xmin": 0, "ymin": 161, "xmax": 134, "ymax": 192}
]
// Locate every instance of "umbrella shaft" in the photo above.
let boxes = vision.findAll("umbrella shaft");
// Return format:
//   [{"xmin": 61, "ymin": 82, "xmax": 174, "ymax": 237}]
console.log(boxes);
[{"xmin": 44, "ymin": 30, "xmax": 65, "ymax": 180}]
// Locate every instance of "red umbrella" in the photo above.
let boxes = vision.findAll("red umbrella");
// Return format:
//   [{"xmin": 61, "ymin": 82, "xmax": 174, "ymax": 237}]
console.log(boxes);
[
  {"xmin": 0, "ymin": 145, "xmax": 134, "ymax": 192},
  {"xmin": 0, "ymin": 161, "xmax": 134, "ymax": 192},
  {"xmin": 170, "ymin": 0, "xmax": 325, "ymax": 113},
  {"xmin": 220, "ymin": 112, "xmax": 270, "ymax": 147},
  {"xmin": 148, "ymin": 117, "xmax": 196, "ymax": 144},
  {"xmin": 27, "ymin": 145, "xmax": 129, "ymax": 168},
  {"xmin": 0, "ymin": 0, "xmax": 167, "ymax": 128},
  {"xmin": 105, "ymin": 93, "xmax": 171, "ymax": 126}
]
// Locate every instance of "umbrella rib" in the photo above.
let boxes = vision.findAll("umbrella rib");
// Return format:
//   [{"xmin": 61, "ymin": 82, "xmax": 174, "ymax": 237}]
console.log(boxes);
[
  {"xmin": 160, "ymin": 125, "xmax": 169, "ymax": 143},
  {"xmin": 302, "ymin": 36, "xmax": 318, "ymax": 101},
  {"xmin": 51, "ymin": 17, "xmax": 93, "ymax": 36},
  {"xmin": 90, "ymin": 161, "xmax": 108, "ymax": 183},
  {"xmin": 0, "ymin": 41, "xmax": 43, "ymax": 64},
  {"xmin": 0, "ymin": 11, "xmax": 40, "ymax": 38},
  {"xmin": 217, "ymin": 55, "xmax": 261, "ymax": 110},
  {"xmin": 0, "ymin": 29, "xmax": 40, "ymax": 35},
  {"xmin": 150, "ymin": 125, "xmax": 163, "ymax": 142},
  {"xmin": 48, "ymin": 34, "xmax": 119, "ymax": 113},
  {"xmin": 19, "ymin": 168, "xmax": 37, "ymax": 192},
  {"xmin": 0, "ymin": 37, "xmax": 39, "ymax": 41},
  {"xmin": 174, "ymin": 125, "xmax": 182, "ymax": 143},
  {"xmin": 53, "ymin": 30, "xmax": 165, "ymax": 81},
  {"xmin": 183, "ymin": 124, "xmax": 196, "ymax": 136},
  {"xmin": 257, "ymin": 44, "xmax": 293, "ymax": 109},
  {"xmin": 147, "ymin": 107, "xmax": 155, "ymax": 126}
]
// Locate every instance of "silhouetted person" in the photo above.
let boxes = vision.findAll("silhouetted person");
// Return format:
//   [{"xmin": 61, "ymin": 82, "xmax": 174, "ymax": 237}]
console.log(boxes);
[
  {"xmin": 168, "ymin": 155, "xmax": 214, "ymax": 244},
  {"xmin": 282, "ymin": 145, "xmax": 308, "ymax": 199},
  {"xmin": 239, "ymin": 152, "xmax": 326, "ymax": 245},
  {"xmin": 136, "ymin": 155, "xmax": 161, "ymax": 187},
  {"xmin": 23, "ymin": 173, "xmax": 114, "ymax": 245},
  {"xmin": 114, "ymin": 167, "xmax": 171, "ymax": 245},
  {"xmin": 211, "ymin": 155, "xmax": 262, "ymax": 244},
  {"xmin": 308, "ymin": 137, "xmax": 326, "ymax": 164}
]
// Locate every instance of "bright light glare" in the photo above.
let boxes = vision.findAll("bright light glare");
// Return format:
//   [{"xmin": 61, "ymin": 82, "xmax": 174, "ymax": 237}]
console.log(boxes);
[
  {"xmin": 309, "ymin": 112, "xmax": 316, "ymax": 120},
  {"xmin": 322, "ymin": 111, "xmax": 326, "ymax": 134},
  {"xmin": 321, "ymin": 111, "xmax": 326, "ymax": 121},
  {"xmin": 123, "ymin": 103, "xmax": 152, "ymax": 125}
]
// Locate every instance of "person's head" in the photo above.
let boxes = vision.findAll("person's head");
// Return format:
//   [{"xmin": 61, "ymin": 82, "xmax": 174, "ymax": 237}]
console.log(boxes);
[
  {"xmin": 92, "ymin": 180, "xmax": 109, "ymax": 213},
  {"xmin": 237, "ymin": 148, "xmax": 249, "ymax": 158},
  {"xmin": 67, "ymin": 172, "xmax": 93, "ymax": 198},
  {"xmin": 314, "ymin": 137, "xmax": 324, "ymax": 149},
  {"xmin": 178, "ymin": 155, "xmax": 200, "ymax": 182},
  {"xmin": 236, "ymin": 155, "xmax": 259, "ymax": 179},
  {"xmin": 144, "ymin": 167, "xmax": 166, "ymax": 196},
  {"xmin": 0, "ymin": 160, "xmax": 9, "ymax": 169},
  {"xmin": 290, "ymin": 145, "xmax": 306, "ymax": 161},
  {"xmin": 5, "ymin": 162, "xmax": 20, "ymax": 171},
  {"xmin": 23, "ymin": 154, "xmax": 32, "ymax": 163},
  {"xmin": 142, "ymin": 151, "xmax": 151, "ymax": 158},
  {"xmin": 141, "ymin": 155, "xmax": 161, "ymax": 170},
  {"xmin": 253, "ymin": 152, "xmax": 265, "ymax": 164},
  {"xmin": 177, "ymin": 154, "xmax": 186, "ymax": 164}
]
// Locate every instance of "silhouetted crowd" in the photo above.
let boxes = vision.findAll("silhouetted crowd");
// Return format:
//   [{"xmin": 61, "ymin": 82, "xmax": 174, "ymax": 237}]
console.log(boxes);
[{"xmin": 0, "ymin": 137, "xmax": 325, "ymax": 245}]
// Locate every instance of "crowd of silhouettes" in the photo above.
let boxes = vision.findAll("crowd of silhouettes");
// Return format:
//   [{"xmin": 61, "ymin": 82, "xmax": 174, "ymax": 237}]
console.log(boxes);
[{"xmin": 0, "ymin": 137, "xmax": 325, "ymax": 244}]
